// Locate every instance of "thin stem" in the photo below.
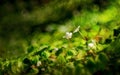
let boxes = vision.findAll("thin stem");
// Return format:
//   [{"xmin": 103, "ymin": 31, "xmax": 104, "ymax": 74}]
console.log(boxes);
[
  {"xmin": 78, "ymin": 31, "xmax": 85, "ymax": 40},
  {"xmin": 68, "ymin": 39, "xmax": 72, "ymax": 48}
]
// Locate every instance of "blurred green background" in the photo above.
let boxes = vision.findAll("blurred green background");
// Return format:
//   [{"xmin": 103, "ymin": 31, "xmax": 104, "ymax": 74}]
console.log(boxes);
[{"xmin": 0, "ymin": 0, "xmax": 120, "ymax": 59}]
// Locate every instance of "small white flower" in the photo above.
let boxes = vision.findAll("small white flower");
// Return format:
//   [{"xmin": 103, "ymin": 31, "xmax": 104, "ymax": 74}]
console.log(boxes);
[
  {"xmin": 41, "ymin": 68, "xmax": 45, "ymax": 71},
  {"xmin": 63, "ymin": 32, "xmax": 73, "ymax": 39},
  {"xmin": 73, "ymin": 26, "xmax": 80, "ymax": 33},
  {"xmin": 88, "ymin": 43, "xmax": 94, "ymax": 48},
  {"xmin": 54, "ymin": 48, "xmax": 59, "ymax": 51},
  {"xmin": 88, "ymin": 40, "xmax": 96, "ymax": 49},
  {"xmin": 37, "ymin": 61, "xmax": 42, "ymax": 67}
]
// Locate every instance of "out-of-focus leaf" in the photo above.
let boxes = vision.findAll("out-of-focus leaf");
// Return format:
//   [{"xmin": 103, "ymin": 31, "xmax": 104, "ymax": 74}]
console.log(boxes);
[
  {"xmin": 55, "ymin": 48, "xmax": 63, "ymax": 56},
  {"xmin": 57, "ymin": 54, "xmax": 66, "ymax": 64},
  {"xmin": 99, "ymin": 53, "xmax": 109, "ymax": 63},
  {"xmin": 105, "ymin": 38, "xmax": 112, "ymax": 44},
  {"xmin": 86, "ymin": 57, "xmax": 96, "ymax": 72},
  {"xmin": 30, "ymin": 55, "xmax": 40, "ymax": 64},
  {"xmin": 113, "ymin": 29, "xmax": 120, "ymax": 37}
]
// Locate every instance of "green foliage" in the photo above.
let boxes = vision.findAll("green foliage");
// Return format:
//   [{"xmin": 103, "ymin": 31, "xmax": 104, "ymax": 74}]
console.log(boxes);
[
  {"xmin": 0, "ymin": 0, "xmax": 120, "ymax": 75},
  {"xmin": 0, "ymin": 24, "xmax": 120, "ymax": 75}
]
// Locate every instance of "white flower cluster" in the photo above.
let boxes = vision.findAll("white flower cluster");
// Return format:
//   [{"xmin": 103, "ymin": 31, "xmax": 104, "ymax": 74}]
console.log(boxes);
[
  {"xmin": 37, "ymin": 61, "xmax": 42, "ymax": 67},
  {"xmin": 63, "ymin": 26, "xmax": 80, "ymax": 39},
  {"xmin": 63, "ymin": 32, "xmax": 73, "ymax": 39}
]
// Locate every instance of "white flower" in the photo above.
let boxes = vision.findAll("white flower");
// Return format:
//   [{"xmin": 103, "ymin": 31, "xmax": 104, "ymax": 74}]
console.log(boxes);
[
  {"xmin": 41, "ymin": 68, "xmax": 45, "ymax": 71},
  {"xmin": 88, "ymin": 43, "xmax": 94, "ymax": 48},
  {"xmin": 54, "ymin": 48, "xmax": 59, "ymax": 51},
  {"xmin": 37, "ymin": 61, "xmax": 42, "ymax": 67},
  {"xmin": 63, "ymin": 32, "xmax": 73, "ymax": 39},
  {"xmin": 88, "ymin": 40, "xmax": 96, "ymax": 49},
  {"xmin": 73, "ymin": 26, "xmax": 80, "ymax": 33}
]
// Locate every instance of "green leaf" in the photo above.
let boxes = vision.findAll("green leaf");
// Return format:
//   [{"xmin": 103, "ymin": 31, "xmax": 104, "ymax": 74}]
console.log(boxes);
[
  {"xmin": 95, "ymin": 53, "xmax": 108, "ymax": 70},
  {"xmin": 41, "ymin": 51, "xmax": 50, "ymax": 58},
  {"xmin": 27, "ymin": 46, "xmax": 36, "ymax": 53},
  {"xmin": 98, "ymin": 53, "xmax": 109, "ymax": 64},
  {"xmin": 57, "ymin": 55, "xmax": 66, "ymax": 64},
  {"xmin": 30, "ymin": 55, "xmax": 40, "ymax": 64},
  {"xmin": 55, "ymin": 48, "xmax": 63, "ymax": 56},
  {"xmin": 28, "ymin": 67, "xmax": 39, "ymax": 75},
  {"xmin": 86, "ymin": 57, "xmax": 96, "ymax": 72}
]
